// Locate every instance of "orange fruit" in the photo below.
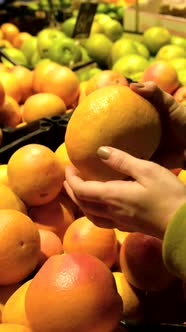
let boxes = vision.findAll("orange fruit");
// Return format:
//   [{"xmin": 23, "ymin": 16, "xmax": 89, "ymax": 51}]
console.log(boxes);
[
  {"xmin": 0, "ymin": 63, "xmax": 9, "ymax": 73},
  {"xmin": 0, "ymin": 39, "xmax": 13, "ymax": 48},
  {"xmin": 7, "ymin": 144, "xmax": 64, "ymax": 206},
  {"xmin": 178, "ymin": 169, "xmax": 186, "ymax": 185},
  {"xmin": 114, "ymin": 229, "xmax": 130, "ymax": 270},
  {"xmin": 12, "ymin": 32, "xmax": 32, "ymax": 48},
  {"xmin": 9, "ymin": 65, "xmax": 34, "ymax": 103},
  {"xmin": 55, "ymin": 142, "xmax": 73, "ymax": 176},
  {"xmin": 86, "ymin": 70, "xmax": 128, "ymax": 95},
  {"xmin": 38, "ymin": 229, "xmax": 63, "ymax": 267},
  {"xmin": 1, "ymin": 23, "xmax": 19, "ymax": 43},
  {"xmin": 29, "ymin": 191, "xmax": 75, "ymax": 242},
  {"xmin": 0, "ymin": 165, "xmax": 8, "ymax": 185},
  {"xmin": 0, "ymin": 209, "xmax": 40, "ymax": 285},
  {"xmin": 0, "ymin": 324, "xmax": 31, "ymax": 332},
  {"xmin": 114, "ymin": 229, "xmax": 130, "ymax": 247},
  {"xmin": 0, "ymin": 81, "xmax": 5, "ymax": 106},
  {"xmin": 0, "ymin": 29, "xmax": 3, "ymax": 39},
  {"xmin": 63, "ymin": 216, "xmax": 118, "ymax": 268},
  {"xmin": 65, "ymin": 85, "xmax": 162, "ymax": 181},
  {"xmin": 0, "ymin": 95, "xmax": 22, "ymax": 128},
  {"xmin": 22, "ymin": 92, "xmax": 66, "ymax": 123},
  {"xmin": 0, "ymin": 71, "xmax": 22, "ymax": 103},
  {"xmin": 78, "ymin": 81, "xmax": 88, "ymax": 104},
  {"xmin": 113, "ymin": 272, "xmax": 145, "ymax": 321},
  {"xmin": 0, "ymin": 282, "xmax": 22, "ymax": 322},
  {"xmin": 2, "ymin": 280, "xmax": 32, "ymax": 326},
  {"xmin": 40, "ymin": 65, "xmax": 80, "ymax": 108},
  {"xmin": 25, "ymin": 253, "xmax": 123, "ymax": 332},
  {"xmin": 32, "ymin": 59, "xmax": 60, "ymax": 93},
  {"xmin": 0, "ymin": 183, "xmax": 27, "ymax": 214}
]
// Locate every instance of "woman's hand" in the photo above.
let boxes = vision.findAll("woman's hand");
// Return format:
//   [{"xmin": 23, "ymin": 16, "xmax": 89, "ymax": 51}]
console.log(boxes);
[
  {"xmin": 130, "ymin": 81, "xmax": 186, "ymax": 168},
  {"xmin": 64, "ymin": 147, "xmax": 186, "ymax": 239}
]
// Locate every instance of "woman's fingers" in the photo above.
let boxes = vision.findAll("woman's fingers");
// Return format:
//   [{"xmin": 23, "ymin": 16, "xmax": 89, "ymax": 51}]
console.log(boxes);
[
  {"xmin": 63, "ymin": 179, "xmax": 79, "ymax": 206},
  {"xmin": 65, "ymin": 165, "xmax": 112, "ymax": 202},
  {"xmin": 130, "ymin": 81, "xmax": 172, "ymax": 111},
  {"xmin": 130, "ymin": 81, "xmax": 186, "ymax": 147},
  {"xmin": 84, "ymin": 213, "xmax": 115, "ymax": 229},
  {"xmin": 97, "ymin": 146, "xmax": 158, "ymax": 183}
]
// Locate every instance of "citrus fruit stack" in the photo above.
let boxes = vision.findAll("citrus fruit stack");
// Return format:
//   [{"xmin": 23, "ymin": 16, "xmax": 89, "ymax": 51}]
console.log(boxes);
[
  {"xmin": 0, "ymin": 60, "xmax": 185, "ymax": 331},
  {"xmin": 0, "ymin": 58, "xmax": 80, "ymax": 129}
]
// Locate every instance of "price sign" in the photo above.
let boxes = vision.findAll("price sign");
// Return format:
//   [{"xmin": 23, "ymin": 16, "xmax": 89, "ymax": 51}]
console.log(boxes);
[{"xmin": 72, "ymin": 1, "xmax": 98, "ymax": 38}]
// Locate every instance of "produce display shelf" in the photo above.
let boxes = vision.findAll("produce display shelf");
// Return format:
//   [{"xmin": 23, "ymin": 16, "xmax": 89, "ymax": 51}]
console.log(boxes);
[
  {"xmin": 120, "ymin": 319, "xmax": 186, "ymax": 331},
  {"xmin": 0, "ymin": 112, "xmax": 72, "ymax": 164}
]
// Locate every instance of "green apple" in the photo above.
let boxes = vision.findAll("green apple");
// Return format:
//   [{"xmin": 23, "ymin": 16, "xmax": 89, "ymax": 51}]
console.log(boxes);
[
  {"xmin": 30, "ymin": 49, "xmax": 42, "ymax": 68},
  {"xmin": 94, "ymin": 13, "xmax": 112, "ymax": 25},
  {"xmin": 20, "ymin": 36, "xmax": 38, "ymax": 65},
  {"xmin": 169, "ymin": 57, "xmax": 186, "ymax": 73},
  {"xmin": 133, "ymin": 41, "xmax": 150, "ymax": 59},
  {"xmin": 84, "ymin": 33, "xmax": 113, "ymax": 69},
  {"xmin": 171, "ymin": 35, "xmax": 186, "ymax": 50},
  {"xmin": 1, "ymin": 48, "xmax": 28, "ymax": 67},
  {"xmin": 37, "ymin": 28, "xmax": 66, "ymax": 58},
  {"xmin": 87, "ymin": 67, "xmax": 102, "ymax": 79},
  {"xmin": 107, "ymin": 11, "xmax": 118, "ymax": 20},
  {"xmin": 102, "ymin": 19, "xmax": 123, "ymax": 42},
  {"xmin": 177, "ymin": 68, "xmax": 186, "ymax": 86},
  {"xmin": 116, "ymin": 5, "xmax": 125, "ymax": 21},
  {"xmin": 112, "ymin": 54, "xmax": 149, "ymax": 80},
  {"xmin": 76, "ymin": 66, "xmax": 102, "ymax": 82},
  {"xmin": 110, "ymin": 38, "xmax": 139, "ymax": 65},
  {"xmin": 47, "ymin": 37, "xmax": 82, "ymax": 67},
  {"xmin": 79, "ymin": 46, "xmax": 92, "ymax": 62},
  {"xmin": 143, "ymin": 26, "xmax": 171, "ymax": 55},
  {"xmin": 96, "ymin": 3, "xmax": 109, "ymax": 13},
  {"xmin": 156, "ymin": 44, "xmax": 186, "ymax": 61},
  {"xmin": 90, "ymin": 21, "xmax": 104, "ymax": 35},
  {"xmin": 61, "ymin": 17, "xmax": 77, "ymax": 38},
  {"xmin": 27, "ymin": 1, "xmax": 39, "ymax": 10}
]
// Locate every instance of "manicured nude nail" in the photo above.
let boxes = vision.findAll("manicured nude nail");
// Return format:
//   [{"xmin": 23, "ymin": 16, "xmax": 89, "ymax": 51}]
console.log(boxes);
[
  {"xmin": 97, "ymin": 147, "xmax": 111, "ymax": 160},
  {"xmin": 130, "ymin": 82, "xmax": 144, "ymax": 88}
]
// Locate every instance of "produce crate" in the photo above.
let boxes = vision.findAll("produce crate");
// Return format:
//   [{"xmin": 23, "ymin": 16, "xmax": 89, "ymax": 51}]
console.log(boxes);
[
  {"xmin": 124, "ymin": 7, "xmax": 186, "ymax": 37},
  {"xmin": 0, "ymin": 112, "xmax": 72, "ymax": 164}
]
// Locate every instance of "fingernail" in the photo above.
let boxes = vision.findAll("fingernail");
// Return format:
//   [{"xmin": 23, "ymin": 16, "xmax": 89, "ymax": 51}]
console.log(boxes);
[
  {"xmin": 97, "ymin": 147, "xmax": 111, "ymax": 160},
  {"xmin": 130, "ymin": 82, "xmax": 144, "ymax": 88}
]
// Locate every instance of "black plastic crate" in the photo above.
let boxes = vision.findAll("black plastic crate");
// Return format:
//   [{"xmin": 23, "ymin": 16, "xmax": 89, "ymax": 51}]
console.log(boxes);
[{"xmin": 0, "ymin": 112, "xmax": 72, "ymax": 164}]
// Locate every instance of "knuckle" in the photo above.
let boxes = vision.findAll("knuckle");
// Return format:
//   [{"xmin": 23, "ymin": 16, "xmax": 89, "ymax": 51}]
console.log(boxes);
[{"xmin": 111, "ymin": 155, "xmax": 126, "ymax": 173}]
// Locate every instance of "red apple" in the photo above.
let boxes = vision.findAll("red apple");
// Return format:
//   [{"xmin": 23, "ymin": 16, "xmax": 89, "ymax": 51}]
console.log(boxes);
[
  {"xmin": 119, "ymin": 232, "xmax": 176, "ymax": 292},
  {"xmin": 141, "ymin": 60, "xmax": 180, "ymax": 94}
]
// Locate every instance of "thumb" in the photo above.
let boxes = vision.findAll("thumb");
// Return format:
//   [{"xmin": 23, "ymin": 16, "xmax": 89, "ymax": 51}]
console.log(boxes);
[
  {"xmin": 130, "ymin": 81, "xmax": 181, "ymax": 116},
  {"xmin": 130, "ymin": 81, "xmax": 186, "ymax": 146},
  {"xmin": 130, "ymin": 81, "xmax": 172, "ymax": 110},
  {"xmin": 97, "ymin": 146, "xmax": 152, "ymax": 181}
]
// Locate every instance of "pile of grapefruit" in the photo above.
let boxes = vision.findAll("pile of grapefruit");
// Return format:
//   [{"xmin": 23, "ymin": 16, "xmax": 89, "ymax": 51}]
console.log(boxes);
[
  {"xmin": 0, "ymin": 79, "xmax": 186, "ymax": 331},
  {"xmin": 0, "ymin": 20, "xmax": 186, "ymax": 332}
]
